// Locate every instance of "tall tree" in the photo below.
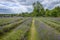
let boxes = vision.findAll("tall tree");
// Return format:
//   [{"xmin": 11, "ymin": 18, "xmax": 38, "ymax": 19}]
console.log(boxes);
[{"xmin": 32, "ymin": 1, "xmax": 45, "ymax": 16}]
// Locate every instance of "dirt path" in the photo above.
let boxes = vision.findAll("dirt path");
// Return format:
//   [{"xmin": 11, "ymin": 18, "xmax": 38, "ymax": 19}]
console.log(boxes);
[{"xmin": 28, "ymin": 19, "xmax": 39, "ymax": 40}]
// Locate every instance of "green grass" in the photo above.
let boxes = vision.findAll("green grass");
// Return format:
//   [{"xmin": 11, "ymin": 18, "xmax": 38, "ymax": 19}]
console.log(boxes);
[
  {"xmin": 0, "ymin": 29, "xmax": 25, "ymax": 40},
  {"xmin": 28, "ymin": 19, "xmax": 40, "ymax": 40}
]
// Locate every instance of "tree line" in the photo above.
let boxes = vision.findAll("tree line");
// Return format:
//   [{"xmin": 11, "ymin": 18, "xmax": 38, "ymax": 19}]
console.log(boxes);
[
  {"xmin": 18, "ymin": 1, "xmax": 60, "ymax": 17},
  {"xmin": 0, "ymin": 1, "xmax": 60, "ymax": 17},
  {"xmin": 45, "ymin": 6, "xmax": 60, "ymax": 17}
]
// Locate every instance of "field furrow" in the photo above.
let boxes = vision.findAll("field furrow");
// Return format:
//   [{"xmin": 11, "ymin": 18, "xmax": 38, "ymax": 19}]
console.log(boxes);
[{"xmin": 35, "ymin": 18, "xmax": 60, "ymax": 40}]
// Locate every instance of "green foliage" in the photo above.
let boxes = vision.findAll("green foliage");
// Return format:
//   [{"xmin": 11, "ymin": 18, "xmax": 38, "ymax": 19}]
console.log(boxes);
[
  {"xmin": 45, "ymin": 6, "xmax": 60, "ymax": 17},
  {"xmin": 32, "ymin": 1, "xmax": 60, "ymax": 17},
  {"xmin": 32, "ymin": 1, "xmax": 45, "ymax": 17}
]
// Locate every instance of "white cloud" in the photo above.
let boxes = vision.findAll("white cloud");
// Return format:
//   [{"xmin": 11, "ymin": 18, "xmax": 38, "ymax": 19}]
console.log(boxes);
[
  {"xmin": 0, "ymin": 0, "xmax": 33, "ymax": 13},
  {"xmin": 41, "ymin": 0, "xmax": 60, "ymax": 9},
  {"xmin": 0, "ymin": 0, "xmax": 60, "ymax": 13}
]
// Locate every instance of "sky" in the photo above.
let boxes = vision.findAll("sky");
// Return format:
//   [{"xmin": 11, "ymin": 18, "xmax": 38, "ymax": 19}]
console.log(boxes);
[{"xmin": 0, "ymin": 0, "xmax": 60, "ymax": 14}]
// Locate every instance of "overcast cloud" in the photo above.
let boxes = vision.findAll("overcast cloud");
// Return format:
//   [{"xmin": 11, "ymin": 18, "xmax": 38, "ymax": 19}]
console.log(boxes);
[{"xmin": 0, "ymin": 0, "xmax": 60, "ymax": 13}]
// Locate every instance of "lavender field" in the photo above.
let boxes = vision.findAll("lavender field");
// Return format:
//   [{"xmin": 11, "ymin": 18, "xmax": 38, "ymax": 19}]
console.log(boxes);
[{"xmin": 0, "ymin": 17, "xmax": 60, "ymax": 40}]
